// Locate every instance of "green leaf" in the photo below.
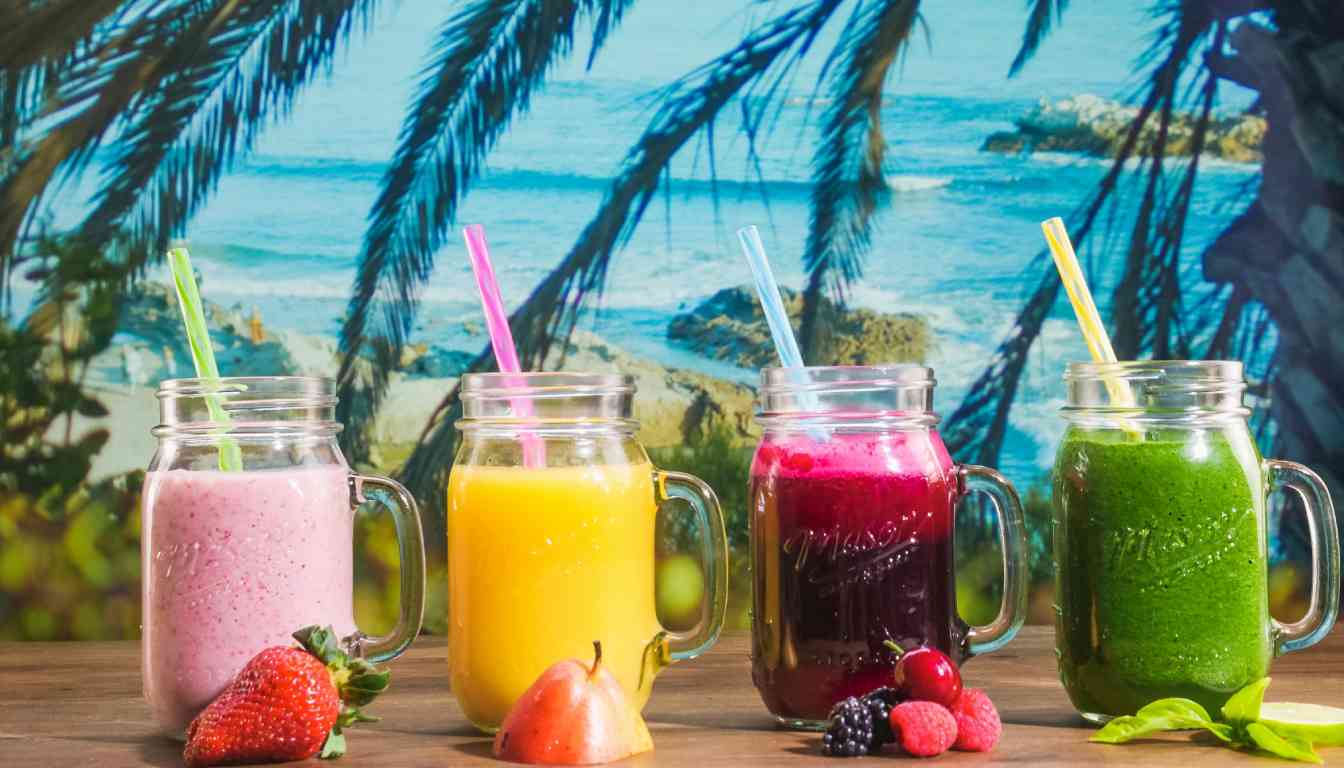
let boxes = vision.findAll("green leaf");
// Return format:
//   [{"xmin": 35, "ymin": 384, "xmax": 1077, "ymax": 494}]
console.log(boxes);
[
  {"xmin": 1205, "ymin": 722, "xmax": 1236, "ymax": 743},
  {"xmin": 1245, "ymin": 722, "xmax": 1323, "ymax": 764},
  {"xmin": 1091, "ymin": 698, "xmax": 1221, "ymax": 744},
  {"xmin": 319, "ymin": 729, "xmax": 347, "ymax": 760},
  {"xmin": 1223, "ymin": 678, "xmax": 1272, "ymax": 725},
  {"xmin": 1135, "ymin": 698, "xmax": 1216, "ymax": 729}
]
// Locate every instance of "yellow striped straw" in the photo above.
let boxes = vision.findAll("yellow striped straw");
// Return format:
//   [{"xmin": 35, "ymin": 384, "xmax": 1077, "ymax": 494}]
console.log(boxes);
[{"xmin": 1040, "ymin": 217, "xmax": 1138, "ymax": 413}]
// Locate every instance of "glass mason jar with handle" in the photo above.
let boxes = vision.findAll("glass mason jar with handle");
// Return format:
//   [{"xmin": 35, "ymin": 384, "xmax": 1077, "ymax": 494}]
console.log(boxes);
[
  {"xmin": 750, "ymin": 365, "xmax": 1029, "ymax": 728},
  {"xmin": 1053, "ymin": 361, "xmax": 1340, "ymax": 722},
  {"xmin": 141, "ymin": 377, "xmax": 426, "ymax": 737},
  {"xmin": 447, "ymin": 372, "xmax": 730, "ymax": 733}
]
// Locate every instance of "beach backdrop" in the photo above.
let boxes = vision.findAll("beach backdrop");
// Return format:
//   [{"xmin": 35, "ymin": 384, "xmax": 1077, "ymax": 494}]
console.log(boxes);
[{"xmin": 1, "ymin": 0, "xmax": 1327, "ymax": 640}]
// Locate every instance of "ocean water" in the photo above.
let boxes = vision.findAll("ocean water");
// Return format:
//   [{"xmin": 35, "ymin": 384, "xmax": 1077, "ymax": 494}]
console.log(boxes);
[{"xmin": 41, "ymin": 0, "xmax": 1259, "ymax": 489}]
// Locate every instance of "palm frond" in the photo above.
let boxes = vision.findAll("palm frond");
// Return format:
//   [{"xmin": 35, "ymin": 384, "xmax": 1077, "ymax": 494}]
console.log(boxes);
[
  {"xmin": 797, "ymin": 0, "xmax": 919, "ymax": 358},
  {"xmin": 1109, "ymin": 7, "xmax": 1217, "ymax": 359},
  {"xmin": 335, "ymin": 0, "xmax": 636, "ymax": 463},
  {"xmin": 1008, "ymin": 0, "xmax": 1068, "ymax": 78},
  {"xmin": 397, "ymin": 0, "xmax": 849, "ymax": 515},
  {"xmin": 0, "ymin": 0, "xmax": 237, "ymax": 270},
  {"xmin": 0, "ymin": 0, "xmax": 128, "ymax": 71},
  {"xmin": 77, "ymin": 0, "xmax": 378, "ymax": 257},
  {"xmin": 944, "ymin": 1, "xmax": 1218, "ymax": 467}
]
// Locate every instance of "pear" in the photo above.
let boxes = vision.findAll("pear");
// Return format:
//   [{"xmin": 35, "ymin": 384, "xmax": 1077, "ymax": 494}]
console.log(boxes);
[{"xmin": 493, "ymin": 641, "xmax": 654, "ymax": 765}]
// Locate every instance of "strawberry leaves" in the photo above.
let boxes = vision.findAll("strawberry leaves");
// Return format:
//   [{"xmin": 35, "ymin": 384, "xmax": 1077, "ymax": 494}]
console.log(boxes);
[
  {"xmin": 292, "ymin": 625, "xmax": 391, "ymax": 761},
  {"xmin": 1091, "ymin": 678, "xmax": 1326, "ymax": 763}
]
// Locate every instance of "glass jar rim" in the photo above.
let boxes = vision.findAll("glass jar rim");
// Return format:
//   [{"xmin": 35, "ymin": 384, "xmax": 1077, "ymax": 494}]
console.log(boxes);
[
  {"xmin": 1061, "ymin": 359, "xmax": 1249, "ymax": 423},
  {"xmin": 757, "ymin": 364, "xmax": 938, "ymax": 429},
  {"xmin": 153, "ymin": 375, "xmax": 340, "ymax": 438},
  {"xmin": 157, "ymin": 375, "xmax": 336, "ymax": 401},
  {"xmin": 457, "ymin": 371, "xmax": 638, "ymax": 433},
  {"xmin": 1063, "ymin": 359, "xmax": 1243, "ymax": 382},
  {"xmin": 759, "ymin": 364, "xmax": 935, "ymax": 392},
  {"xmin": 459, "ymin": 371, "xmax": 635, "ymax": 399}
]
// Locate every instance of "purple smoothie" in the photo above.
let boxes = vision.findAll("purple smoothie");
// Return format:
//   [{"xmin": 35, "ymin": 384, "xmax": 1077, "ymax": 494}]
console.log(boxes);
[
  {"xmin": 141, "ymin": 466, "xmax": 356, "ymax": 735},
  {"xmin": 750, "ymin": 431, "xmax": 960, "ymax": 723}
]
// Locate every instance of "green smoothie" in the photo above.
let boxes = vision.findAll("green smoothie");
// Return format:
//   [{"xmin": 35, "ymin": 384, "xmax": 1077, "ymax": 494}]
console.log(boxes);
[{"xmin": 1053, "ymin": 425, "xmax": 1272, "ymax": 718}]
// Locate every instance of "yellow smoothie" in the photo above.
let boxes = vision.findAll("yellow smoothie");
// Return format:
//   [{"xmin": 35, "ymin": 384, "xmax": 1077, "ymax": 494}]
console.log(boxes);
[{"xmin": 447, "ymin": 461, "xmax": 662, "ymax": 731}]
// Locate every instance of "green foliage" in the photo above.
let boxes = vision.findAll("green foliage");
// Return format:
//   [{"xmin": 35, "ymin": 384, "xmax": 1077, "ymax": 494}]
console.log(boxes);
[
  {"xmin": 648, "ymin": 425, "xmax": 753, "ymax": 554},
  {"xmin": 0, "ymin": 475, "xmax": 143, "ymax": 640},
  {"xmin": 2, "ymin": 232, "xmax": 131, "ymax": 503},
  {"xmin": 0, "ymin": 231, "xmax": 142, "ymax": 640}
]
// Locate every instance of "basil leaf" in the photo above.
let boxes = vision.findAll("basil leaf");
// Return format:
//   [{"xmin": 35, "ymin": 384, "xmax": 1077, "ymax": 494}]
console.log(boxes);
[
  {"xmin": 1223, "ymin": 677, "xmax": 1271, "ymax": 724},
  {"xmin": 1205, "ymin": 722, "xmax": 1236, "ymax": 743},
  {"xmin": 1092, "ymin": 715, "xmax": 1169, "ymax": 743},
  {"xmin": 1135, "ymin": 698, "xmax": 1215, "ymax": 729},
  {"xmin": 1245, "ymin": 722, "xmax": 1323, "ymax": 764},
  {"xmin": 1092, "ymin": 698, "xmax": 1226, "ymax": 745}
]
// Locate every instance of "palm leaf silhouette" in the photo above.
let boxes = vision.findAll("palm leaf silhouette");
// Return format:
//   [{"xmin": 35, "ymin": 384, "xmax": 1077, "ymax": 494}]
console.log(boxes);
[
  {"xmin": 797, "ymin": 0, "xmax": 919, "ymax": 357},
  {"xmin": 0, "ymin": 0, "xmax": 125, "ymax": 72},
  {"xmin": 1008, "ymin": 0, "xmax": 1068, "ymax": 77},
  {"xmin": 944, "ymin": 1, "xmax": 1222, "ymax": 467},
  {"xmin": 0, "ymin": 0, "xmax": 221, "ymax": 265},
  {"xmin": 397, "ymin": 0, "xmax": 850, "ymax": 518},
  {"xmin": 0, "ymin": 0, "xmax": 377, "ymax": 303},
  {"xmin": 77, "ymin": 1, "xmax": 378, "ymax": 248},
  {"xmin": 334, "ymin": 0, "xmax": 636, "ymax": 463}
]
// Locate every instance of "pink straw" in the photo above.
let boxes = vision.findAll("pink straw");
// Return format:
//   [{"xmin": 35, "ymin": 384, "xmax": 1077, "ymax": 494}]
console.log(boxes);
[{"xmin": 463, "ymin": 224, "xmax": 545, "ymax": 467}]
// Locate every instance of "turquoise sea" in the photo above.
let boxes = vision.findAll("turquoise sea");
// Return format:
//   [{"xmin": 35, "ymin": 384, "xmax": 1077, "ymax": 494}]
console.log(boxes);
[{"xmin": 45, "ymin": 0, "xmax": 1259, "ymax": 489}]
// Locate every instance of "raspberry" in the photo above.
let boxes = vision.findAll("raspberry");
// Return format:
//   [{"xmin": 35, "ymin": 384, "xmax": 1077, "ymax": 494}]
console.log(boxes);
[
  {"xmin": 888, "ymin": 701, "xmax": 957, "ymax": 758},
  {"xmin": 949, "ymin": 688, "xmax": 1001, "ymax": 752}
]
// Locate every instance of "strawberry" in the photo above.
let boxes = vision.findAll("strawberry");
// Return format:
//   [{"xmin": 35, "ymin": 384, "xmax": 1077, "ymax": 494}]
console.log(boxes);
[{"xmin": 183, "ymin": 626, "xmax": 389, "ymax": 767}]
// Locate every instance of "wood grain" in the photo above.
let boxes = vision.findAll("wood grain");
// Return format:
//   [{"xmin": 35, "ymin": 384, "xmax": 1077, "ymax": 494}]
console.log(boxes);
[{"xmin": 1, "ymin": 628, "xmax": 1342, "ymax": 766}]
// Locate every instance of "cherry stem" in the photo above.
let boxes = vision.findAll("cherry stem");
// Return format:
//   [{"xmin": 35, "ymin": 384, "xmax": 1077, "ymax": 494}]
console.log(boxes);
[{"xmin": 883, "ymin": 640, "xmax": 906, "ymax": 658}]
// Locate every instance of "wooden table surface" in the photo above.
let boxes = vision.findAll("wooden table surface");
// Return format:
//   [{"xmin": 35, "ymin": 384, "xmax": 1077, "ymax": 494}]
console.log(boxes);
[{"xmin": 3, "ymin": 627, "xmax": 1343, "ymax": 766}]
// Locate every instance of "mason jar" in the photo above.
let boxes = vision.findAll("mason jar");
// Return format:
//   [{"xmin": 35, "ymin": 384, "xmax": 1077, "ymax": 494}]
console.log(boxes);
[
  {"xmin": 750, "ymin": 365, "xmax": 1029, "ymax": 728},
  {"xmin": 1053, "ymin": 360, "xmax": 1340, "ymax": 722},
  {"xmin": 141, "ymin": 376, "xmax": 425, "ymax": 736},
  {"xmin": 447, "ymin": 372, "xmax": 730, "ymax": 732}
]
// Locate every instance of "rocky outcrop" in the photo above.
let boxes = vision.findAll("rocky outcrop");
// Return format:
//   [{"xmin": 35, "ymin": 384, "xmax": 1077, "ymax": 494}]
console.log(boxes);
[
  {"xmin": 982, "ymin": 94, "xmax": 1265, "ymax": 162},
  {"xmin": 542, "ymin": 331, "xmax": 759, "ymax": 447},
  {"xmin": 90, "ymin": 281, "xmax": 762, "ymax": 456},
  {"xmin": 90, "ymin": 282, "xmax": 304, "ymax": 385},
  {"xmin": 400, "ymin": 344, "xmax": 475, "ymax": 379},
  {"xmin": 667, "ymin": 285, "xmax": 930, "ymax": 368},
  {"xmin": 90, "ymin": 282, "xmax": 472, "ymax": 386}
]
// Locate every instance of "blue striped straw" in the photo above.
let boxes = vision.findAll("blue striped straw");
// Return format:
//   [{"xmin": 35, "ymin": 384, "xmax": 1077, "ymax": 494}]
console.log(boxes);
[{"xmin": 736, "ymin": 226, "xmax": 826, "ymax": 437}]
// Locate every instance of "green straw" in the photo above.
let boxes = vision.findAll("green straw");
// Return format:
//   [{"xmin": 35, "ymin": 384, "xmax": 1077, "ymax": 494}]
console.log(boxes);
[{"xmin": 168, "ymin": 245, "xmax": 243, "ymax": 471}]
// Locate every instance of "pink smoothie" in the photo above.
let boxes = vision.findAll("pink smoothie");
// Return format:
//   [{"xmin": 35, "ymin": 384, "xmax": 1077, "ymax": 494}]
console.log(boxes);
[{"xmin": 141, "ymin": 466, "xmax": 357, "ymax": 735}]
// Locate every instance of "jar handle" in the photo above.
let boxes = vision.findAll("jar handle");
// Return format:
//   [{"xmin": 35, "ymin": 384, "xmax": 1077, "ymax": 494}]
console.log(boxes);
[
  {"xmin": 345, "ymin": 474, "xmax": 427, "ymax": 663},
  {"xmin": 1267, "ymin": 460, "xmax": 1340, "ymax": 655},
  {"xmin": 958, "ymin": 465, "xmax": 1029, "ymax": 657},
  {"xmin": 645, "ymin": 470, "xmax": 729, "ymax": 677}
]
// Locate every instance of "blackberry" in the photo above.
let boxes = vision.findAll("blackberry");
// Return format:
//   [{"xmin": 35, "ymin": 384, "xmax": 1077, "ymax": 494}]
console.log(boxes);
[
  {"xmin": 821, "ymin": 697, "xmax": 872, "ymax": 757},
  {"xmin": 862, "ymin": 689, "xmax": 898, "ymax": 747}
]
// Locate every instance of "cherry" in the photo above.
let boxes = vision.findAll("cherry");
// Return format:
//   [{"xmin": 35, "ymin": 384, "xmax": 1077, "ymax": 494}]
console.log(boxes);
[{"xmin": 885, "ymin": 640, "xmax": 962, "ymax": 707}]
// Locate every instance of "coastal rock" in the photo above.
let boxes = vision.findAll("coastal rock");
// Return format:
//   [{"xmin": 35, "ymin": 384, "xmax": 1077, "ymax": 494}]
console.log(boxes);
[
  {"xmin": 90, "ymin": 281, "xmax": 472, "ymax": 387},
  {"xmin": 402, "ymin": 345, "xmax": 476, "ymax": 379},
  {"xmin": 543, "ymin": 331, "xmax": 758, "ymax": 447},
  {"xmin": 667, "ymin": 285, "xmax": 930, "ymax": 368},
  {"xmin": 90, "ymin": 282, "xmax": 301, "ymax": 386},
  {"xmin": 982, "ymin": 93, "xmax": 1265, "ymax": 162}
]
